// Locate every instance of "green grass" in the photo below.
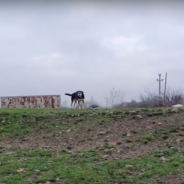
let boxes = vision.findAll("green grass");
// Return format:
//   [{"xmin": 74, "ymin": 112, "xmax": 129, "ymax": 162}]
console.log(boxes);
[
  {"xmin": 140, "ymin": 126, "xmax": 181, "ymax": 143},
  {"xmin": 0, "ymin": 108, "xmax": 184, "ymax": 183},
  {"xmin": 0, "ymin": 108, "xmax": 126, "ymax": 140},
  {"xmin": 0, "ymin": 147, "xmax": 184, "ymax": 184}
]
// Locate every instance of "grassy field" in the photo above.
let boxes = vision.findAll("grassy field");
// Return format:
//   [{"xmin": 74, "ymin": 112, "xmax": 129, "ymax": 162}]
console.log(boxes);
[{"xmin": 0, "ymin": 108, "xmax": 184, "ymax": 184}]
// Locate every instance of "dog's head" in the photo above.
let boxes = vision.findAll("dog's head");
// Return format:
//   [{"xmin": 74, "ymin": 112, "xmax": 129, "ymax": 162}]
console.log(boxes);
[{"xmin": 77, "ymin": 91, "xmax": 84, "ymax": 99}]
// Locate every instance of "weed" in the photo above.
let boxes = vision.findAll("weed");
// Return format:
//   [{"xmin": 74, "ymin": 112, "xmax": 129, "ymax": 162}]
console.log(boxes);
[{"xmin": 141, "ymin": 134, "xmax": 153, "ymax": 143}]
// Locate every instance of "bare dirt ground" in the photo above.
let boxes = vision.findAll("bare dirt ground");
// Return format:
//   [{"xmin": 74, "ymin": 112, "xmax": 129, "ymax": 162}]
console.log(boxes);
[{"xmin": 1, "ymin": 109, "xmax": 184, "ymax": 183}]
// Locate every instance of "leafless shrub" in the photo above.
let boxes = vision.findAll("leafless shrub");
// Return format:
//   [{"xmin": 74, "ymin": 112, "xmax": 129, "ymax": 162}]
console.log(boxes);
[
  {"xmin": 138, "ymin": 88, "xmax": 184, "ymax": 107},
  {"xmin": 105, "ymin": 88, "xmax": 125, "ymax": 108},
  {"xmin": 165, "ymin": 88, "xmax": 184, "ymax": 106}
]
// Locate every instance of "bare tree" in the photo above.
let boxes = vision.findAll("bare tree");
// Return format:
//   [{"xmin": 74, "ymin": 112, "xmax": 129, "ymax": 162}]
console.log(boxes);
[
  {"xmin": 139, "ymin": 88, "xmax": 184, "ymax": 107},
  {"xmin": 165, "ymin": 88, "xmax": 184, "ymax": 106},
  {"xmin": 105, "ymin": 88, "xmax": 125, "ymax": 108}
]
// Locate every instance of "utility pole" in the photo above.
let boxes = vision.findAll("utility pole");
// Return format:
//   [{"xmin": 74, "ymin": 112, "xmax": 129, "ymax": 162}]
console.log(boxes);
[
  {"xmin": 157, "ymin": 74, "xmax": 164, "ymax": 98},
  {"xmin": 163, "ymin": 73, "xmax": 168, "ymax": 106}
]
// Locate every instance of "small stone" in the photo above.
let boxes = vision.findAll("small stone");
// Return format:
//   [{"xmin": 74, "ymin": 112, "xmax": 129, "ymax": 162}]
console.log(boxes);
[
  {"xmin": 123, "ymin": 173, "xmax": 128, "ymax": 178},
  {"xmin": 176, "ymin": 139, "xmax": 181, "ymax": 143},
  {"xmin": 103, "ymin": 155, "xmax": 110, "ymax": 159},
  {"xmin": 66, "ymin": 150, "xmax": 73, "ymax": 154},
  {"xmin": 17, "ymin": 168, "xmax": 26, "ymax": 173},
  {"xmin": 179, "ymin": 131, "xmax": 184, "ymax": 136},
  {"xmin": 55, "ymin": 178, "xmax": 61, "ymax": 181},
  {"xmin": 44, "ymin": 146, "xmax": 51, "ymax": 149},
  {"xmin": 109, "ymin": 142, "xmax": 117, "ymax": 146},
  {"xmin": 98, "ymin": 131, "xmax": 107, "ymax": 135},
  {"xmin": 129, "ymin": 110, "xmax": 137, "ymax": 115},
  {"xmin": 171, "ymin": 108, "xmax": 178, "ymax": 113},
  {"xmin": 104, "ymin": 149, "xmax": 114, "ymax": 153},
  {"xmin": 67, "ymin": 146, "xmax": 72, "ymax": 150},
  {"xmin": 126, "ymin": 165, "xmax": 134, "ymax": 168},
  {"xmin": 135, "ymin": 115, "xmax": 143, "ymax": 119},
  {"xmin": 126, "ymin": 139, "xmax": 132, "ymax": 143},
  {"xmin": 159, "ymin": 156, "xmax": 167, "ymax": 162}
]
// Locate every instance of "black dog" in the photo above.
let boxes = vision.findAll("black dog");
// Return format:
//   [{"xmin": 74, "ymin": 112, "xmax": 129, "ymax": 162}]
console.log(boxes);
[{"xmin": 65, "ymin": 91, "xmax": 85, "ymax": 109}]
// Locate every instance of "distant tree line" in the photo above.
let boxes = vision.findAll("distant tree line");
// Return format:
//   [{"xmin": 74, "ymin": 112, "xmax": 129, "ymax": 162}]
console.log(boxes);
[{"xmin": 105, "ymin": 88, "xmax": 184, "ymax": 109}]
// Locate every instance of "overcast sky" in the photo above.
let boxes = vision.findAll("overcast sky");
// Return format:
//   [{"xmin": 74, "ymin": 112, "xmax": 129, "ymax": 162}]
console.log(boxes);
[{"xmin": 0, "ymin": 1, "xmax": 184, "ymax": 107}]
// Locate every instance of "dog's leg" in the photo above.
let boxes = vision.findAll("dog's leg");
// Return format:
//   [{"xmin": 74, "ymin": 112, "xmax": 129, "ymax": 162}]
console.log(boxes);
[
  {"xmin": 73, "ymin": 100, "xmax": 77, "ymax": 109},
  {"xmin": 82, "ymin": 100, "xmax": 84, "ymax": 109},
  {"xmin": 80, "ymin": 100, "xmax": 83, "ymax": 109},
  {"xmin": 73, "ymin": 101, "xmax": 75, "ymax": 109},
  {"xmin": 78, "ymin": 100, "xmax": 84, "ymax": 109},
  {"xmin": 75, "ymin": 100, "xmax": 78, "ymax": 109},
  {"xmin": 71, "ymin": 100, "xmax": 73, "ymax": 108},
  {"xmin": 78, "ymin": 100, "xmax": 81, "ymax": 109},
  {"xmin": 71, "ymin": 100, "xmax": 76, "ymax": 109}
]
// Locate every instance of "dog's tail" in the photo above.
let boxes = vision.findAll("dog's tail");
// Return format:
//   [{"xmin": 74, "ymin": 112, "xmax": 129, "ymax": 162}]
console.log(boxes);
[{"xmin": 65, "ymin": 93, "xmax": 72, "ymax": 96}]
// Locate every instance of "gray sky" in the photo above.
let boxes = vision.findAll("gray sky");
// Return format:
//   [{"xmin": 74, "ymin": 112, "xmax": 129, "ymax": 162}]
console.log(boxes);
[{"xmin": 0, "ymin": 1, "xmax": 184, "ymax": 107}]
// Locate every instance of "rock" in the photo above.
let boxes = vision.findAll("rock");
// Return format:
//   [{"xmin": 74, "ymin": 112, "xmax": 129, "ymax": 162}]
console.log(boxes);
[
  {"xmin": 162, "ymin": 135, "xmax": 168, "ymax": 139},
  {"xmin": 179, "ymin": 131, "xmax": 184, "ymax": 136},
  {"xmin": 66, "ymin": 150, "xmax": 73, "ymax": 154},
  {"xmin": 127, "ymin": 133, "xmax": 131, "ymax": 137},
  {"xmin": 126, "ymin": 139, "xmax": 132, "ymax": 143},
  {"xmin": 104, "ymin": 148, "xmax": 114, "ymax": 153},
  {"xmin": 17, "ymin": 168, "xmax": 26, "ymax": 173},
  {"xmin": 55, "ymin": 178, "xmax": 61, "ymax": 181},
  {"xmin": 109, "ymin": 142, "xmax": 117, "ymax": 146},
  {"xmin": 123, "ymin": 173, "xmax": 128, "ymax": 178},
  {"xmin": 102, "ymin": 155, "xmax": 110, "ymax": 159},
  {"xmin": 171, "ymin": 108, "xmax": 179, "ymax": 113},
  {"xmin": 4, "ymin": 151, "xmax": 14, "ymax": 155},
  {"xmin": 130, "ymin": 130, "xmax": 138, "ymax": 134},
  {"xmin": 129, "ymin": 110, "xmax": 138, "ymax": 115},
  {"xmin": 135, "ymin": 115, "xmax": 143, "ymax": 119},
  {"xmin": 44, "ymin": 146, "xmax": 51, "ymax": 149},
  {"xmin": 98, "ymin": 131, "xmax": 107, "ymax": 135},
  {"xmin": 67, "ymin": 146, "xmax": 72, "ymax": 150},
  {"xmin": 126, "ymin": 165, "xmax": 134, "ymax": 168},
  {"xmin": 159, "ymin": 156, "xmax": 167, "ymax": 162}
]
